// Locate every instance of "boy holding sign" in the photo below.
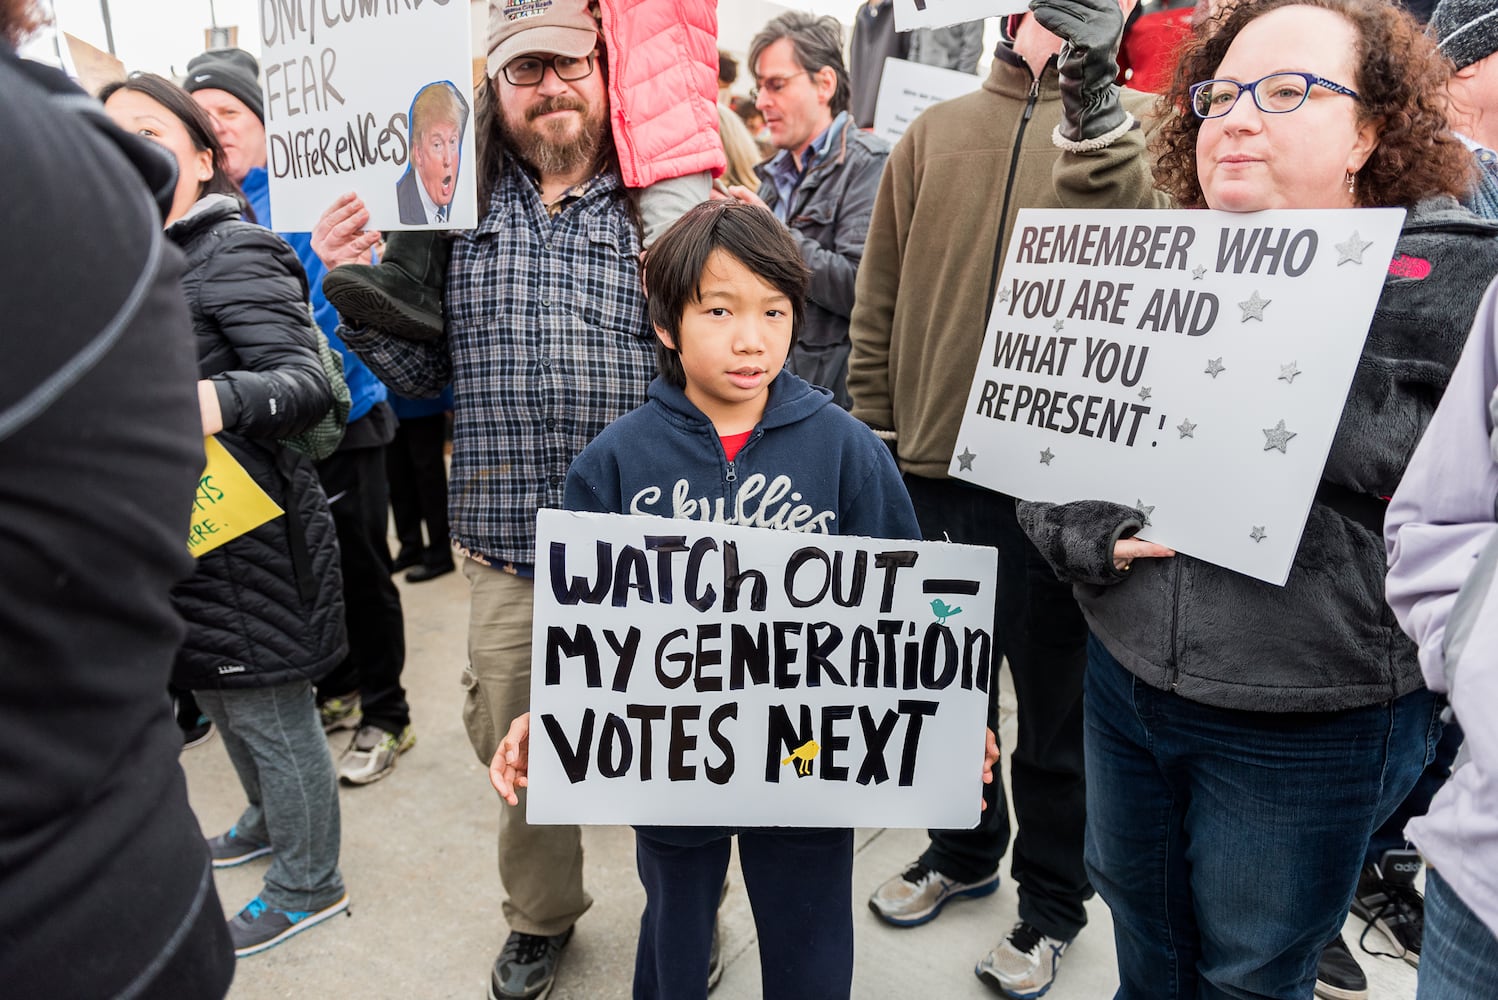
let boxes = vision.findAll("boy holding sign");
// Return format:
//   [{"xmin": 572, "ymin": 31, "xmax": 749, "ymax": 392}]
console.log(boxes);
[{"xmin": 491, "ymin": 201, "xmax": 996, "ymax": 998}]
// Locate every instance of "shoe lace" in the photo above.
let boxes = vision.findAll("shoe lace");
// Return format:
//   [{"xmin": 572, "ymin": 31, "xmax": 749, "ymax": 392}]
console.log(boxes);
[
  {"xmin": 1006, "ymin": 916, "xmax": 1042, "ymax": 958},
  {"xmin": 1008, "ymin": 922, "xmax": 1045, "ymax": 956},
  {"xmin": 1356, "ymin": 880, "xmax": 1423, "ymax": 960},
  {"xmin": 506, "ymin": 932, "xmax": 555, "ymax": 966},
  {"xmin": 900, "ymin": 861, "xmax": 935, "ymax": 885}
]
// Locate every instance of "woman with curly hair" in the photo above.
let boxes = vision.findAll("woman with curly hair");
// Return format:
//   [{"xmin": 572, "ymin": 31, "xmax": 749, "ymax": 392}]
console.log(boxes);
[{"xmin": 1018, "ymin": 1, "xmax": 1498, "ymax": 996}]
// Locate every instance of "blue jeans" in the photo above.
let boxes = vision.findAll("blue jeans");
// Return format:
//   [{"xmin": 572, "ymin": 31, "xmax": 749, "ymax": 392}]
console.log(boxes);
[
  {"xmin": 1418, "ymin": 869, "xmax": 1498, "ymax": 999},
  {"xmin": 632, "ymin": 827, "xmax": 853, "ymax": 1000},
  {"xmin": 1084, "ymin": 637, "xmax": 1440, "ymax": 1000}
]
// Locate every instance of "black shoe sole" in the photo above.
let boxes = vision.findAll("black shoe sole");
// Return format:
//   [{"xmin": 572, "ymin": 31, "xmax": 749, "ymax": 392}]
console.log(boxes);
[{"xmin": 323, "ymin": 273, "xmax": 443, "ymax": 342}]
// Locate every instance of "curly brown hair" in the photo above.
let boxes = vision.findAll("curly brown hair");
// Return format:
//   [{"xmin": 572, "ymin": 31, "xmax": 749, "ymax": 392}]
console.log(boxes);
[{"xmin": 1150, "ymin": 0, "xmax": 1473, "ymax": 209}]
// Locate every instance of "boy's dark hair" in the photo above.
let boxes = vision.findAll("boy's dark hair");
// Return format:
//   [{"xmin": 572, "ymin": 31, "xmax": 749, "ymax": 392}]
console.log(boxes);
[{"xmin": 645, "ymin": 200, "xmax": 809, "ymax": 388}]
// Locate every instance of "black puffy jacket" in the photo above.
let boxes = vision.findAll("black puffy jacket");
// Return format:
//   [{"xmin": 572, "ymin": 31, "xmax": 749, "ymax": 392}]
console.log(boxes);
[{"xmin": 167, "ymin": 194, "xmax": 347, "ymax": 690}]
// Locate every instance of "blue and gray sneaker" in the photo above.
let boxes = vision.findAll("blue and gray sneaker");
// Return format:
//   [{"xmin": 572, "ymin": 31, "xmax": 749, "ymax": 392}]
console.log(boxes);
[
  {"xmin": 206, "ymin": 827, "xmax": 272, "ymax": 869},
  {"xmin": 228, "ymin": 894, "xmax": 350, "ymax": 958}
]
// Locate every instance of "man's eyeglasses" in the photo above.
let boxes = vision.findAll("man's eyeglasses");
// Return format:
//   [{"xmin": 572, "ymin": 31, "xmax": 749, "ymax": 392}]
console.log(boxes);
[
  {"xmin": 1189, "ymin": 72, "xmax": 1360, "ymax": 120},
  {"xmin": 749, "ymin": 71, "xmax": 812, "ymax": 103},
  {"xmin": 502, "ymin": 53, "xmax": 595, "ymax": 88}
]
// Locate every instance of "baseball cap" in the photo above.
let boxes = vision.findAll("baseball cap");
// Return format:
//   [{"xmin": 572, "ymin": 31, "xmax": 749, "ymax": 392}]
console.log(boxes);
[{"xmin": 486, "ymin": 0, "xmax": 600, "ymax": 80}]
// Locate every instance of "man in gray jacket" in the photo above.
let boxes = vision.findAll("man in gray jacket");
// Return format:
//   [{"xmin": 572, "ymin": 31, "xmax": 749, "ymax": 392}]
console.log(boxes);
[{"xmin": 727, "ymin": 11, "xmax": 887, "ymax": 409}]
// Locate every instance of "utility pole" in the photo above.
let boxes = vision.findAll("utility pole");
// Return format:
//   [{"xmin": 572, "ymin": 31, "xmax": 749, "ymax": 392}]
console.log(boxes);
[{"xmin": 98, "ymin": 0, "xmax": 116, "ymax": 55}]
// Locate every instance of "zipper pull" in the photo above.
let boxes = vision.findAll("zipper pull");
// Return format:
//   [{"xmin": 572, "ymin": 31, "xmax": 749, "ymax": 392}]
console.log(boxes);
[
  {"xmin": 1024, "ymin": 79, "xmax": 1039, "ymax": 120},
  {"xmin": 726, "ymin": 460, "xmax": 736, "ymax": 483}
]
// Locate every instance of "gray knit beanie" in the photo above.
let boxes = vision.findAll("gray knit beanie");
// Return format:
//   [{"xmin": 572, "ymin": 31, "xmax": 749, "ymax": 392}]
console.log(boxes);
[
  {"xmin": 182, "ymin": 48, "xmax": 265, "ymax": 123},
  {"xmin": 1430, "ymin": 0, "xmax": 1498, "ymax": 70}
]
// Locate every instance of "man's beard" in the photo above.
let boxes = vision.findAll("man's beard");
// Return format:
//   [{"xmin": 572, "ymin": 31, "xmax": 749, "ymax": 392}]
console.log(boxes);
[{"xmin": 499, "ymin": 96, "xmax": 607, "ymax": 178}]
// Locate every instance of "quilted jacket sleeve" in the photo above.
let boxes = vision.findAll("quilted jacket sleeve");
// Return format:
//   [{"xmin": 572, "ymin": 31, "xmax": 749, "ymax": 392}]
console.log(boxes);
[{"xmin": 200, "ymin": 225, "xmax": 332, "ymax": 440}]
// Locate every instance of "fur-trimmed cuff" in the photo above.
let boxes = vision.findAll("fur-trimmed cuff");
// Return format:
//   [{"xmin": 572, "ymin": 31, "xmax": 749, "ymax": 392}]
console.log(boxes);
[
  {"xmin": 872, "ymin": 428, "xmax": 898, "ymax": 442},
  {"xmin": 1017, "ymin": 499, "xmax": 1142, "ymax": 586},
  {"xmin": 1051, "ymin": 112, "xmax": 1136, "ymax": 153}
]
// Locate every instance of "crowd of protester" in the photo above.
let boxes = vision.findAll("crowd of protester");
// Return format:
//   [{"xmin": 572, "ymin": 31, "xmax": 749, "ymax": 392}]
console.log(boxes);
[{"xmin": 4, "ymin": 0, "xmax": 1498, "ymax": 998}]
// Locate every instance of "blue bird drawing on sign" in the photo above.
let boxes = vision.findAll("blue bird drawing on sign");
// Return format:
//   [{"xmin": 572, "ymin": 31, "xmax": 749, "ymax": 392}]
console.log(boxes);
[{"xmin": 930, "ymin": 599, "xmax": 963, "ymax": 625}]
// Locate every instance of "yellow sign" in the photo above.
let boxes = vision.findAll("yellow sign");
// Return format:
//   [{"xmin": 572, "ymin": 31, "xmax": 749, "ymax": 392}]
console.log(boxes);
[{"xmin": 187, "ymin": 437, "xmax": 285, "ymax": 557}]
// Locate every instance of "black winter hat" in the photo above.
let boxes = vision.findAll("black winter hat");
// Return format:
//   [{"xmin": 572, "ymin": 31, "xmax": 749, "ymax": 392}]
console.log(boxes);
[
  {"xmin": 1430, "ymin": 0, "xmax": 1498, "ymax": 71},
  {"xmin": 182, "ymin": 48, "xmax": 265, "ymax": 122}
]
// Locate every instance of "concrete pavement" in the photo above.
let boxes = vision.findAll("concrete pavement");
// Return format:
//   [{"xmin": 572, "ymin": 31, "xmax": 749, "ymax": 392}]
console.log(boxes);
[{"xmin": 181, "ymin": 564, "xmax": 1420, "ymax": 1000}]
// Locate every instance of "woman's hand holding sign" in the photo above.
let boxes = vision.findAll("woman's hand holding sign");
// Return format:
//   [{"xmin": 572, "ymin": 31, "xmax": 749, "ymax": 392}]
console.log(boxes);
[{"xmin": 490, "ymin": 712, "xmax": 532, "ymax": 806}]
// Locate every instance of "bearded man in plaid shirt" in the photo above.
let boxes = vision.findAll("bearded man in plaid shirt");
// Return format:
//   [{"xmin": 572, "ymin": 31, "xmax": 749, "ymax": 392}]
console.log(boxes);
[{"xmin": 310, "ymin": 3, "xmax": 659, "ymax": 997}]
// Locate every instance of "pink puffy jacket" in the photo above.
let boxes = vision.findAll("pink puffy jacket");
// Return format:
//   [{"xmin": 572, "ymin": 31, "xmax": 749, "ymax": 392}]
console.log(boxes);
[{"xmin": 598, "ymin": 0, "xmax": 725, "ymax": 188}]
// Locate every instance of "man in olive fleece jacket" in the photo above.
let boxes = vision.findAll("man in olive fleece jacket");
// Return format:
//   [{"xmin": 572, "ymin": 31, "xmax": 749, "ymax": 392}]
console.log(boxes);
[{"xmin": 847, "ymin": 0, "xmax": 1160, "ymax": 992}]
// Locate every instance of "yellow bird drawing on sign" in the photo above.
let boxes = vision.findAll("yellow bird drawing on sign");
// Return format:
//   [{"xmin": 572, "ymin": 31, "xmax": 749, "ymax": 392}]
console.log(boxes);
[{"xmin": 781, "ymin": 739, "xmax": 820, "ymax": 776}]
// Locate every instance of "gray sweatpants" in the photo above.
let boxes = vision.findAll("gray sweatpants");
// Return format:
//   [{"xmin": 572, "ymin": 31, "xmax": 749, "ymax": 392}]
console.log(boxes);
[{"xmin": 197, "ymin": 680, "xmax": 345, "ymax": 912}]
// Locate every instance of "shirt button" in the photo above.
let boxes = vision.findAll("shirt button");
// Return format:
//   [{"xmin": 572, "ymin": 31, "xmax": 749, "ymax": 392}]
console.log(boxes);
[
  {"xmin": 545, "ymin": 418, "xmax": 557, "ymax": 429},
  {"xmin": 549, "ymin": 474, "xmax": 563, "ymax": 486},
  {"xmin": 541, "ymin": 297, "xmax": 551, "ymax": 307}
]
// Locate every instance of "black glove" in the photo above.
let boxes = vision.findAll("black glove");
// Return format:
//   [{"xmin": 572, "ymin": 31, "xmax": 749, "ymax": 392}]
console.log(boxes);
[{"xmin": 1029, "ymin": 0, "xmax": 1130, "ymax": 146}]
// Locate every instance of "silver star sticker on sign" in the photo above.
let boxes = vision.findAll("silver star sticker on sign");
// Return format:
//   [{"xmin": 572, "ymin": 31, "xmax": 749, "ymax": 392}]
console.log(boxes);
[
  {"xmin": 1135, "ymin": 500, "xmax": 1154, "ymax": 526},
  {"xmin": 1335, "ymin": 231, "xmax": 1375, "ymax": 265},
  {"xmin": 1238, "ymin": 291, "xmax": 1271, "ymax": 322},
  {"xmin": 1053, "ymin": 319, "xmax": 1065, "ymax": 332},
  {"xmin": 1177, "ymin": 418, "xmax": 1196, "ymax": 438},
  {"xmin": 1039, "ymin": 448, "xmax": 1055, "ymax": 465},
  {"xmin": 1138, "ymin": 386, "xmax": 1152, "ymax": 401},
  {"xmin": 1192, "ymin": 265, "xmax": 1207, "ymax": 280},
  {"xmin": 1205, "ymin": 357, "xmax": 1227, "ymax": 378},
  {"xmin": 957, "ymin": 448, "xmax": 976, "ymax": 471},
  {"xmin": 1279, "ymin": 361, "xmax": 1301, "ymax": 384},
  {"xmin": 1262, "ymin": 419, "xmax": 1297, "ymax": 453},
  {"xmin": 1250, "ymin": 525, "xmax": 1267, "ymax": 543},
  {"xmin": 998, "ymin": 286, "xmax": 1012, "ymax": 304}
]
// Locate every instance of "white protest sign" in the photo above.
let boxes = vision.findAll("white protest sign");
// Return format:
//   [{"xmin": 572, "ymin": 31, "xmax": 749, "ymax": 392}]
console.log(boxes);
[
  {"xmin": 893, "ymin": 0, "xmax": 1023, "ymax": 32},
  {"xmin": 949, "ymin": 207, "xmax": 1405, "ymax": 586},
  {"xmin": 872, "ymin": 58, "xmax": 982, "ymax": 145},
  {"xmin": 257, "ymin": 2, "xmax": 476, "ymax": 231},
  {"xmin": 527, "ymin": 511, "xmax": 996, "ymax": 828}
]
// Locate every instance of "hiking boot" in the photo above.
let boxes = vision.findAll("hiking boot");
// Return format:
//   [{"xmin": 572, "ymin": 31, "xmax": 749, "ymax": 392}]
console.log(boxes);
[
  {"xmin": 868, "ymin": 860, "xmax": 1000, "ymax": 926},
  {"xmin": 490, "ymin": 927, "xmax": 573, "ymax": 1000},
  {"xmin": 338, "ymin": 724, "xmax": 415, "ymax": 785},
  {"xmin": 975, "ymin": 922, "xmax": 1070, "ymax": 999},
  {"xmin": 227, "ymin": 893, "xmax": 349, "ymax": 957},
  {"xmin": 206, "ymin": 826, "xmax": 273, "ymax": 869},
  {"xmin": 318, "ymin": 693, "xmax": 361, "ymax": 734},
  {"xmin": 322, "ymin": 229, "xmax": 449, "ymax": 341},
  {"xmin": 1351, "ymin": 849, "xmax": 1423, "ymax": 966},
  {"xmin": 1314, "ymin": 935, "xmax": 1368, "ymax": 1000}
]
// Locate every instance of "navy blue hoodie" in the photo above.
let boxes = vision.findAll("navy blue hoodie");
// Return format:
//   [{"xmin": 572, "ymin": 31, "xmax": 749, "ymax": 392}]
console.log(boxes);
[{"xmin": 566, "ymin": 371, "xmax": 918, "ymax": 541}]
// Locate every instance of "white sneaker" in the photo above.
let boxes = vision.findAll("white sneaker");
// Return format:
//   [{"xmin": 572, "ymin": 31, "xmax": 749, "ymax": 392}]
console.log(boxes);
[
  {"xmin": 337, "ymin": 724, "xmax": 415, "ymax": 785},
  {"xmin": 868, "ymin": 860, "xmax": 1001, "ymax": 926},
  {"xmin": 975, "ymin": 921, "xmax": 1069, "ymax": 998}
]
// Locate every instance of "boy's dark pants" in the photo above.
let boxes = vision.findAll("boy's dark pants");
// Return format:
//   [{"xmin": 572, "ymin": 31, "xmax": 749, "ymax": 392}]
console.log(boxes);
[{"xmin": 633, "ymin": 827, "xmax": 854, "ymax": 1000}]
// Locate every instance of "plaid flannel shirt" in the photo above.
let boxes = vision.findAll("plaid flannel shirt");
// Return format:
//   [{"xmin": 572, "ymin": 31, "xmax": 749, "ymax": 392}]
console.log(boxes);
[{"xmin": 340, "ymin": 159, "xmax": 655, "ymax": 565}]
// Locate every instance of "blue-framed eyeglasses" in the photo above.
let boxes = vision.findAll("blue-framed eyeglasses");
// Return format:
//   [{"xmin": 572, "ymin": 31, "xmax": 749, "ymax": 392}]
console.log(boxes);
[{"xmin": 1189, "ymin": 72, "xmax": 1360, "ymax": 120}]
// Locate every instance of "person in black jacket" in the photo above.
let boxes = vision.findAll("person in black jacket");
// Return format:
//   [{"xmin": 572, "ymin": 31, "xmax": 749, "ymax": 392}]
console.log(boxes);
[
  {"xmin": 102, "ymin": 73, "xmax": 351, "ymax": 960},
  {"xmin": 1, "ymin": 7, "xmax": 234, "ymax": 995}
]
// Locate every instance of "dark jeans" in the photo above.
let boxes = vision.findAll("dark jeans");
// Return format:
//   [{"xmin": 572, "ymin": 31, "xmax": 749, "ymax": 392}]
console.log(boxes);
[
  {"xmin": 1367, "ymin": 720, "xmax": 1462, "ymax": 866},
  {"xmin": 386, "ymin": 413, "xmax": 450, "ymax": 568},
  {"xmin": 316, "ymin": 445, "xmax": 409, "ymax": 734},
  {"xmin": 1419, "ymin": 869, "xmax": 1498, "ymax": 1000},
  {"xmin": 633, "ymin": 827, "xmax": 853, "ymax": 1000},
  {"xmin": 906, "ymin": 474, "xmax": 1092, "ymax": 941},
  {"xmin": 1085, "ymin": 638, "xmax": 1442, "ymax": 1000}
]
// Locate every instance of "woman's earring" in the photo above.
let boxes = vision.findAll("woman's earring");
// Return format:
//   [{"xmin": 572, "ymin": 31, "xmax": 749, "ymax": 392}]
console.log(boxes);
[{"xmin": 1345, "ymin": 171, "xmax": 1356, "ymax": 196}]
